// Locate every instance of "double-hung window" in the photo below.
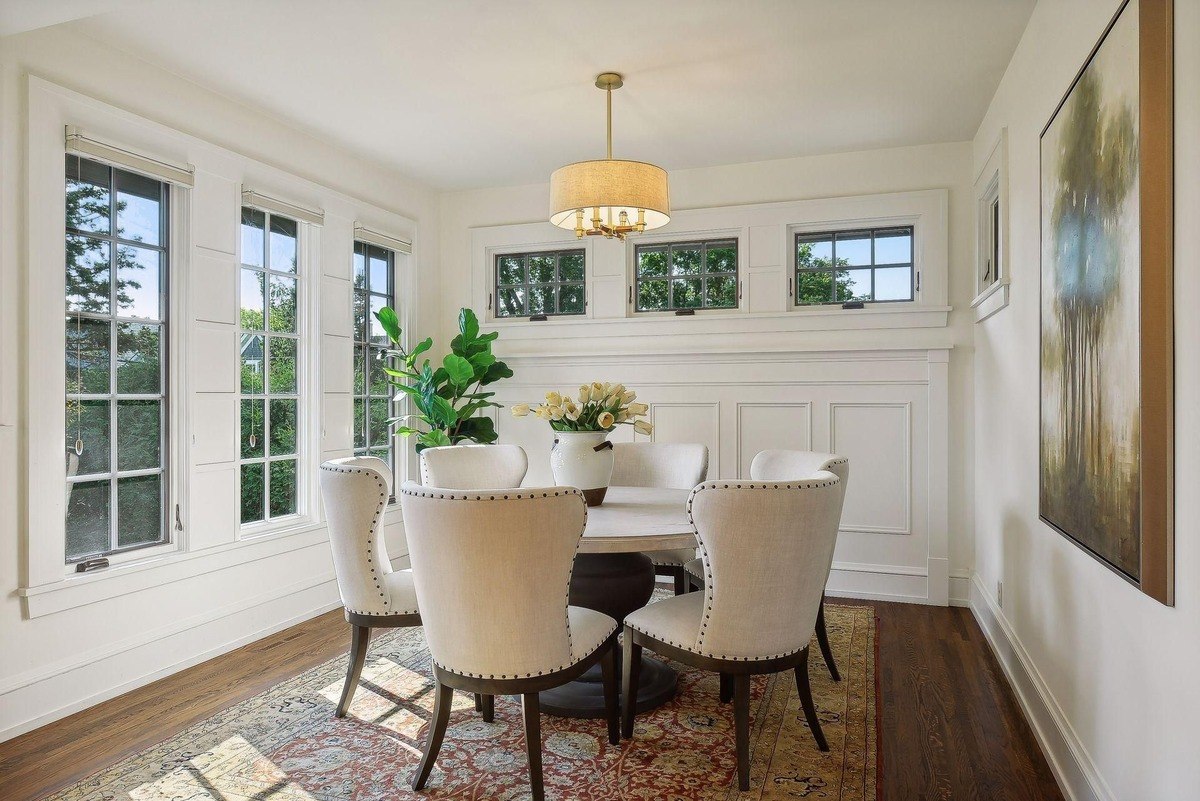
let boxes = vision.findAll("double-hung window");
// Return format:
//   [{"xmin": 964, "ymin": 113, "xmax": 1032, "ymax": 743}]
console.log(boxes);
[
  {"xmin": 494, "ymin": 250, "xmax": 586, "ymax": 318},
  {"xmin": 794, "ymin": 226, "xmax": 914, "ymax": 305},
  {"xmin": 353, "ymin": 242, "xmax": 397, "ymax": 480},
  {"xmin": 238, "ymin": 208, "xmax": 301, "ymax": 526},
  {"xmin": 634, "ymin": 239, "xmax": 738, "ymax": 312},
  {"xmin": 64, "ymin": 155, "xmax": 170, "ymax": 562}
]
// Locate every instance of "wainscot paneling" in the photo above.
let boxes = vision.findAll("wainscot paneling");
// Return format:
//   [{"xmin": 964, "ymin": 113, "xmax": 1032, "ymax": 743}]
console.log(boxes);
[{"xmin": 492, "ymin": 347, "xmax": 950, "ymax": 605}]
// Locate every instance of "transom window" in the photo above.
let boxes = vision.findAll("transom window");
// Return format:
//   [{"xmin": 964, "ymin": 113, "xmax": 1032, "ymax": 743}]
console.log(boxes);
[
  {"xmin": 634, "ymin": 239, "xmax": 738, "ymax": 312},
  {"xmin": 64, "ymin": 155, "xmax": 170, "ymax": 562},
  {"xmin": 494, "ymin": 250, "xmax": 585, "ymax": 318},
  {"xmin": 353, "ymin": 242, "xmax": 396, "ymax": 484},
  {"xmin": 238, "ymin": 207, "xmax": 301, "ymax": 526},
  {"xmin": 795, "ymin": 226, "xmax": 914, "ymax": 305}
]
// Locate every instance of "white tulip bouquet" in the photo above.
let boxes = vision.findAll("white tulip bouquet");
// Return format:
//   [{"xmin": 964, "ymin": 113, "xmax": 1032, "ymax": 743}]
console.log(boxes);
[{"xmin": 512, "ymin": 382, "xmax": 653, "ymax": 435}]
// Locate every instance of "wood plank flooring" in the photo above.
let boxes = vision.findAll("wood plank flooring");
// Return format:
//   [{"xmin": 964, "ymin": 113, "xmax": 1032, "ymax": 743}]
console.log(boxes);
[{"xmin": 0, "ymin": 599, "xmax": 1064, "ymax": 801}]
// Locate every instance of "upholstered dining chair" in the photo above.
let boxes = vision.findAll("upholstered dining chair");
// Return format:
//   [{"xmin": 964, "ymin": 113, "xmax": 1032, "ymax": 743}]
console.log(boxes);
[
  {"xmin": 319, "ymin": 456, "xmax": 421, "ymax": 719},
  {"xmin": 400, "ymin": 483, "xmax": 620, "ymax": 801},
  {"xmin": 684, "ymin": 450, "xmax": 849, "ymax": 681},
  {"xmin": 611, "ymin": 442, "xmax": 708, "ymax": 594},
  {"xmin": 622, "ymin": 474, "xmax": 844, "ymax": 791},
  {"xmin": 419, "ymin": 443, "xmax": 528, "ymax": 489},
  {"xmin": 416, "ymin": 443, "xmax": 529, "ymax": 720}
]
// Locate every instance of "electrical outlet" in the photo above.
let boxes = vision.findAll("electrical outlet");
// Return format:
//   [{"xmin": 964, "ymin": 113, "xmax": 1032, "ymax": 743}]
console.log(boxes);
[{"xmin": 997, "ymin": 581, "xmax": 1003, "ymax": 606}]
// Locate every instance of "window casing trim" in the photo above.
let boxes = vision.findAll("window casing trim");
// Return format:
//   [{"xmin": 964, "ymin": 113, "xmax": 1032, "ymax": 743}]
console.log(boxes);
[{"xmin": 486, "ymin": 242, "xmax": 593, "ymax": 321}]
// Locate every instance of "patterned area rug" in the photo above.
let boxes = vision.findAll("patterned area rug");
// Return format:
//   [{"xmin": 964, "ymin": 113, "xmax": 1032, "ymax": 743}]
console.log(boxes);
[{"xmin": 50, "ymin": 604, "xmax": 877, "ymax": 801}]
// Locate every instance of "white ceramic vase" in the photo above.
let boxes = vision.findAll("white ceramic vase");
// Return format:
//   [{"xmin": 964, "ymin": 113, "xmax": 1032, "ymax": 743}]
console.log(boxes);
[{"xmin": 550, "ymin": 431, "xmax": 614, "ymax": 506}]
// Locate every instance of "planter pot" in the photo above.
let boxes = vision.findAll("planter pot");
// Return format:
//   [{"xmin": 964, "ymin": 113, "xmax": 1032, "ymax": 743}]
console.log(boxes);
[{"xmin": 550, "ymin": 431, "xmax": 614, "ymax": 506}]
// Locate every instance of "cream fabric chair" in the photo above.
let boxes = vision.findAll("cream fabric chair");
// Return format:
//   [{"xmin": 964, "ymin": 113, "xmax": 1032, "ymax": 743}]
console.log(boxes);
[
  {"xmin": 611, "ymin": 442, "xmax": 708, "ymax": 594},
  {"xmin": 684, "ymin": 450, "xmax": 849, "ymax": 681},
  {"xmin": 419, "ymin": 443, "xmax": 528, "ymax": 489},
  {"xmin": 622, "ymin": 474, "xmax": 843, "ymax": 791},
  {"xmin": 400, "ymin": 483, "xmax": 619, "ymax": 800},
  {"xmin": 319, "ymin": 456, "xmax": 420, "ymax": 718}
]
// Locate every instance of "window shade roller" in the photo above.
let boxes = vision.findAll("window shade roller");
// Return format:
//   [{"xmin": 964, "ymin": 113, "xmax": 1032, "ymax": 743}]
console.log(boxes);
[
  {"xmin": 353, "ymin": 223, "xmax": 412, "ymax": 254},
  {"xmin": 64, "ymin": 126, "xmax": 194, "ymax": 187},
  {"xmin": 241, "ymin": 189, "xmax": 324, "ymax": 227}
]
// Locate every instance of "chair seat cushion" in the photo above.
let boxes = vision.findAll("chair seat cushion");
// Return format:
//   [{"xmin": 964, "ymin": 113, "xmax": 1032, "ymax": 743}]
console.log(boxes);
[
  {"xmin": 382, "ymin": 569, "xmax": 419, "ymax": 616},
  {"xmin": 568, "ymin": 606, "xmax": 618, "ymax": 661},
  {"xmin": 642, "ymin": 547, "xmax": 698, "ymax": 567},
  {"xmin": 624, "ymin": 592, "xmax": 704, "ymax": 653},
  {"xmin": 683, "ymin": 557, "xmax": 704, "ymax": 582}
]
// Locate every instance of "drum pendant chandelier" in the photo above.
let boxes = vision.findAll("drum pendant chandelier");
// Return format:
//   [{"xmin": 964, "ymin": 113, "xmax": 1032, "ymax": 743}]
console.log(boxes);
[{"xmin": 549, "ymin": 73, "xmax": 670, "ymax": 240}]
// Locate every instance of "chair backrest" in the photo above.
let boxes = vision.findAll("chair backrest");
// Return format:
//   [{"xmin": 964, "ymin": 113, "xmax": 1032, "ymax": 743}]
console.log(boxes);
[
  {"xmin": 399, "ymin": 482, "xmax": 587, "ymax": 678},
  {"xmin": 419, "ymin": 444, "xmax": 528, "ymax": 489},
  {"xmin": 750, "ymin": 449, "xmax": 849, "ymax": 514},
  {"xmin": 611, "ymin": 442, "xmax": 709, "ymax": 489},
  {"xmin": 687, "ymin": 474, "xmax": 842, "ymax": 660},
  {"xmin": 319, "ymin": 457, "xmax": 395, "ymax": 615}
]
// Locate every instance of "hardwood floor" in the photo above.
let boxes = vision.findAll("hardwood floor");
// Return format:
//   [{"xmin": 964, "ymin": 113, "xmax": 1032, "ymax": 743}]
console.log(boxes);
[{"xmin": 0, "ymin": 599, "xmax": 1063, "ymax": 801}]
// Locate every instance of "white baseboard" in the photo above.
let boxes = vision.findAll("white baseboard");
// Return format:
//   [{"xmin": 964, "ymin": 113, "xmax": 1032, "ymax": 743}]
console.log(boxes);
[{"xmin": 968, "ymin": 573, "xmax": 1114, "ymax": 801}]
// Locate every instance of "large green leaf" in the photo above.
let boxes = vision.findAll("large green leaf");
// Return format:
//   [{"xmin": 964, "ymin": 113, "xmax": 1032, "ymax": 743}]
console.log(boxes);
[
  {"xmin": 458, "ymin": 307, "xmax": 480, "ymax": 341},
  {"xmin": 374, "ymin": 306, "xmax": 402, "ymax": 344},
  {"xmin": 407, "ymin": 336, "xmax": 433, "ymax": 367},
  {"xmin": 468, "ymin": 350, "xmax": 496, "ymax": 369},
  {"xmin": 430, "ymin": 395, "xmax": 458, "ymax": 428},
  {"xmin": 443, "ymin": 354, "xmax": 474, "ymax": 387},
  {"xmin": 456, "ymin": 415, "xmax": 497, "ymax": 444},
  {"xmin": 416, "ymin": 429, "xmax": 452, "ymax": 451},
  {"xmin": 481, "ymin": 360, "xmax": 513, "ymax": 385}
]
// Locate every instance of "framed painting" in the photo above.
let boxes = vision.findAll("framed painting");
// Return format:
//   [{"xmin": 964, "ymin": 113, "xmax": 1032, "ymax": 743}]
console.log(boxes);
[{"xmin": 1039, "ymin": 0, "xmax": 1174, "ymax": 605}]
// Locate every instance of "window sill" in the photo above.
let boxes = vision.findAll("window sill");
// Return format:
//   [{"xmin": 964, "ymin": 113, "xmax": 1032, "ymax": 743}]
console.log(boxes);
[
  {"xmin": 487, "ymin": 304, "xmax": 951, "ymax": 340},
  {"xmin": 971, "ymin": 281, "xmax": 1009, "ymax": 322},
  {"xmin": 17, "ymin": 522, "xmax": 332, "ymax": 618}
]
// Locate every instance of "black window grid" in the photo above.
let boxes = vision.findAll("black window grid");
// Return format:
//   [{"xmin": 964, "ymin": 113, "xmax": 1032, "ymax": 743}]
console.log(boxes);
[
  {"xmin": 353, "ymin": 242, "xmax": 397, "ymax": 493},
  {"xmin": 794, "ymin": 226, "xmax": 915, "ymax": 306},
  {"xmin": 64, "ymin": 155, "xmax": 170, "ymax": 562},
  {"xmin": 633, "ymin": 238, "xmax": 739, "ymax": 312},
  {"xmin": 493, "ymin": 250, "xmax": 586, "ymax": 318},
  {"xmin": 238, "ymin": 207, "xmax": 301, "ymax": 525}
]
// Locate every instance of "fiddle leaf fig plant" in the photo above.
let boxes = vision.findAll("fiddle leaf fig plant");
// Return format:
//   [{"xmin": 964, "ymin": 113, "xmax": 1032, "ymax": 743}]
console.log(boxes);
[{"xmin": 374, "ymin": 306, "xmax": 513, "ymax": 451}]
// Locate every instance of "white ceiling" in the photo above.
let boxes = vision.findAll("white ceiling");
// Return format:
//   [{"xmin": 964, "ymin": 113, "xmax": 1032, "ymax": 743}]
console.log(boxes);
[{"xmin": 65, "ymin": 0, "xmax": 1035, "ymax": 191}]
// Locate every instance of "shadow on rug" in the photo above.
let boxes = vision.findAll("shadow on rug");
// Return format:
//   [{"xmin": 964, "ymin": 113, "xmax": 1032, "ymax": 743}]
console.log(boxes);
[{"xmin": 49, "ymin": 604, "xmax": 877, "ymax": 800}]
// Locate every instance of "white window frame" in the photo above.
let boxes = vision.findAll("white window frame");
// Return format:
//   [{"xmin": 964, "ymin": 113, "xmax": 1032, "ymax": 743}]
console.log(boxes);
[
  {"xmin": 625, "ymin": 228, "xmax": 745, "ymax": 318},
  {"xmin": 786, "ymin": 218, "xmax": 922, "ymax": 309},
  {"xmin": 236, "ymin": 203, "xmax": 316, "ymax": 539},
  {"xmin": 972, "ymin": 127, "xmax": 1010, "ymax": 322},
  {"xmin": 475, "ymin": 224, "xmax": 598, "ymax": 325}
]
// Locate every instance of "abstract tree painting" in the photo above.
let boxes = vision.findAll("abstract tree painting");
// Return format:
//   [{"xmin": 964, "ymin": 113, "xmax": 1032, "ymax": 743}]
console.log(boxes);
[{"xmin": 1039, "ymin": 0, "xmax": 1174, "ymax": 602}]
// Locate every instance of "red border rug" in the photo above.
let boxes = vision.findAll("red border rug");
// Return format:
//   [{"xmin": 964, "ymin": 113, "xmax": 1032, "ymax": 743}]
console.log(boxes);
[{"xmin": 48, "ymin": 604, "xmax": 878, "ymax": 800}]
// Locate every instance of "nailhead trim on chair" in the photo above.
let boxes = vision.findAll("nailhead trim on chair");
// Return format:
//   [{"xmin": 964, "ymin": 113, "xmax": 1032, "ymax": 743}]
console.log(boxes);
[
  {"xmin": 321, "ymin": 462, "xmax": 419, "ymax": 617},
  {"xmin": 639, "ymin": 478, "xmax": 841, "ymax": 661},
  {"xmin": 429, "ymin": 619, "xmax": 618, "ymax": 680},
  {"xmin": 401, "ymin": 484, "xmax": 604, "ymax": 674}
]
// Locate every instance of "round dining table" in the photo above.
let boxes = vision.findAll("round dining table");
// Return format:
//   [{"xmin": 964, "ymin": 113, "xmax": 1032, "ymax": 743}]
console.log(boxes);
[{"xmin": 539, "ymin": 485, "xmax": 696, "ymax": 719}]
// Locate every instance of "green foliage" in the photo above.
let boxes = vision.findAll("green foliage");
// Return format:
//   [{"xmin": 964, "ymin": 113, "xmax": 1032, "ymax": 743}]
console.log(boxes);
[
  {"xmin": 374, "ymin": 307, "xmax": 512, "ymax": 451},
  {"xmin": 795, "ymin": 241, "xmax": 857, "ymax": 305}
]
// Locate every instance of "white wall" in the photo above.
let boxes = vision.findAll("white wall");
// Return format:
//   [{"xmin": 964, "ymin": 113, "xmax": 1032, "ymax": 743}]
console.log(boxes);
[
  {"xmin": 970, "ymin": 1, "xmax": 1199, "ymax": 799},
  {"xmin": 439, "ymin": 142, "xmax": 978, "ymax": 604},
  {"xmin": 0, "ymin": 25, "xmax": 440, "ymax": 740}
]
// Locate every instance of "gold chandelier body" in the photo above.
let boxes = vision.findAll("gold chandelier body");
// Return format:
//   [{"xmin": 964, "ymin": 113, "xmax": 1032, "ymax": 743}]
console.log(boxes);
[{"xmin": 549, "ymin": 73, "xmax": 670, "ymax": 240}]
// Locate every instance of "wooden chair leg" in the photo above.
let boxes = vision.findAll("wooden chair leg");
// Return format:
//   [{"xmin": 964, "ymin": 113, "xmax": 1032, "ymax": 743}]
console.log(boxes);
[
  {"xmin": 474, "ymin": 693, "xmax": 482, "ymax": 712},
  {"xmin": 719, "ymin": 672, "xmax": 733, "ymax": 704},
  {"xmin": 481, "ymin": 694, "xmax": 494, "ymax": 723},
  {"xmin": 815, "ymin": 599, "xmax": 841, "ymax": 681},
  {"xmin": 411, "ymin": 680, "xmax": 453, "ymax": 790},
  {"xmin": 335, "ymin": 624, "xmax": 370, "ymax": 718},
  {"xmin": 795, "ymin": 648, "xmax": 829, "ymax": 752},
  {"xmin": 732, "ymin": 674, "xmax": 751, "ymax": 791},
  {"xmin": 621, "ymin": 633, "xmax": 643, "ymax": 739},
  {"xmin": 672, "ymin": 568, "xmax": 687, "ymax": 596},
  {"xmin": 521, "ymin": 693, "xmax": 545, "ymax": 801},
  {"xmin": 600, "ymin": 642, "xmax": 620, "ymax": 745}
]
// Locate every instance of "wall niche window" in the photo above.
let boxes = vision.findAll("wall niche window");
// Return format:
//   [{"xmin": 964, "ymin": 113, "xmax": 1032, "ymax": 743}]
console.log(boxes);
[
  {"xmin": 634, "ymin": 239, "xmax": 738, "ymax": 312},
  {"xmin": 238, "ymin": 207, "xmax": 301, "ymax": 526},
  {"xmin": 494, "ymin": 249, "xmax": 586, "ymax": 318},
  {"xmin": 353, "ymin": 241, "xmax": 397, "ymax": 483},
  {"xmin": 64, "ymin": 155, "xmax": 170, "ymax": 562},
  {"xmin": 794, "ymin": 226, "xmax": 914, "ymax": 306}
]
